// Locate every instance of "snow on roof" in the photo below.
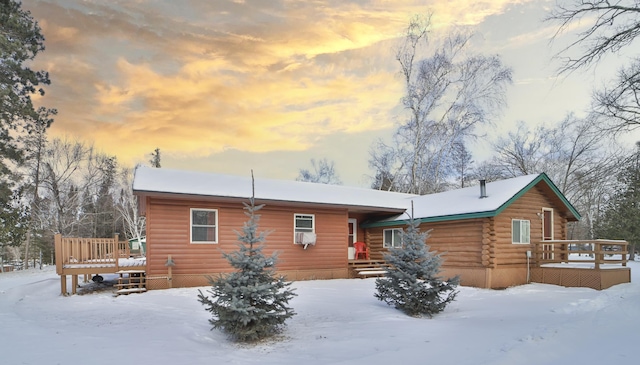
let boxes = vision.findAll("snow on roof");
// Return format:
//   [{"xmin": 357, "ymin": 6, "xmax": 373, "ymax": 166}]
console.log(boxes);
[
  {"xmin": 374, "ymin": 174, "xmax": 545, "ymax": 225},
  {"xmin": 133, "ymin": 168, "xmax": 574, "ymax": 222},
  {"xmin": 132, "ymin": 166, "xmax": 418, "ymax": 211}
]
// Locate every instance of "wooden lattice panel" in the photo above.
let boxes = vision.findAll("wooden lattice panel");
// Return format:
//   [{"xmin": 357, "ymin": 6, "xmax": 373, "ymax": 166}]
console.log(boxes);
[
  {"xmin": 578, "ymin": 270, "xmax": 600, "ymax": 290},
  {"xmin": 559, "ymin": 270, "xmax": 580, "ymax": 287},
  {"xmin": 542, "ymin": 268, "xmax": 561, "ymax": 286},
  {"xmin": 532, "ymin": 267, "xmax": 630, "ymax": 290},
  {"xmin": 530, "ymin": 268, "xmax": 543, "ymax": 283}
]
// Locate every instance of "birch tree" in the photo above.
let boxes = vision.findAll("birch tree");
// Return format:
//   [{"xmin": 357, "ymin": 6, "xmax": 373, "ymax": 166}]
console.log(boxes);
[
  {"xmin": 116, "ymin": 167, "xmax": 146, "ymax": 255},
  {"xmin": 369, "ymin": 15, "xmax": 512, "ymax": 194}
]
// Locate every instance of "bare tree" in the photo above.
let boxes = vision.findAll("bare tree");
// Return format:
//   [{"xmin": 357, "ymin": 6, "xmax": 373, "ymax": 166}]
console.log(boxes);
[
  {"xmin": 493, "ymin": 121, "xmax": 549, "ymax": 177},
  {"xmin": 296, "ymin": 158, "xmax": 342, "ymax": 185},
  {"xmin": 592, "ymin": 62, "xmax": 640, "ymax": 132},
  {"xmin": 492, "ymin": 114, "xmax": 622, "ymax": 239},
  {"xmin": 369, "ymin": 15, "xmax": 512, "ymax": 194},
  {"xmin": 549, "ymin": 1, "xmax": 640, "ymax": 132},
  {"xmin": 38, "ymin": 138, "xmax": 110, "ymax": 236}
]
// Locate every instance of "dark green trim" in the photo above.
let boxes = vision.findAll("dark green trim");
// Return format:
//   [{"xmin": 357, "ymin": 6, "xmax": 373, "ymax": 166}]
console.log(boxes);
[{"xmin": 362, "ymin": 173, "xmax": 581, "ymax": 228}]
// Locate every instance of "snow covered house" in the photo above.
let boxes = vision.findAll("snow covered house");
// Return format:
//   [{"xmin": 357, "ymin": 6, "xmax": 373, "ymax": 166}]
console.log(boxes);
[{"xmin": 130, "ymin": 167, "xmax": 630, "ymax": 291}]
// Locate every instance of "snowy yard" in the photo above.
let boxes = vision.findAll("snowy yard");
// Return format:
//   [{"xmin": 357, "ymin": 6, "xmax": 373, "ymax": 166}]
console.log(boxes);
[{"xmin": 1, "ymin": 262, "xmax": 638, "ymax": 365}]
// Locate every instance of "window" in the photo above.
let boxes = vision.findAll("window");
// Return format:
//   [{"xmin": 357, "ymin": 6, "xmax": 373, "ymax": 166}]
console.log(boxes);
[
  {"xmin": 383, "ymin": 228, "xmax": 403, "ymax": 248},
  {"xmin": 542, "ymin": 208, "xmax": 554, "ymax": 240},
  {"xmin": 294, "ymin": 214, "xmax": 315, "ymax": 244},
  {"xmin": 191, "ymin": 209, "xmax": 218, "ymax": 243},
  {"xmin": 512, "ymin": 219, "xmax": 530, "ymax": 244}
]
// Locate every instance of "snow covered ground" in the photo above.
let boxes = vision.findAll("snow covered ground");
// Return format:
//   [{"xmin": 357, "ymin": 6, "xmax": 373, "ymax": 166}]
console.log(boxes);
[{"xmin": 1, "ymin": 262, "xmax": 638, "ymax": 365}]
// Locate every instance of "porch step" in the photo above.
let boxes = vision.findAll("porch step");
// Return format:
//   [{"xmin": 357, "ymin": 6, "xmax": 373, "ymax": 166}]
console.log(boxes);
[
  {"xmin": 349, "ymin": 260, "xmax": 388, "ymax": 278},
  {"xmin": 115, "ymin": 270, "xmax": 146, "ymax": 296},
  {"xmin": 116, "ymin": 287, "xmax": 147, "ymax": 295}
]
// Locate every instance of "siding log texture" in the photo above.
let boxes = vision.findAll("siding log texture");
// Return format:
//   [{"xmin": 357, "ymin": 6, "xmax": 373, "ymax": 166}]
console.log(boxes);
[
  {"xmin": 365, "ymin": 186, "xmax": 571, "ymax": 289},
  {"xmin": 145, "ymin": 197, "xmax": 349, "ymax": 289}
]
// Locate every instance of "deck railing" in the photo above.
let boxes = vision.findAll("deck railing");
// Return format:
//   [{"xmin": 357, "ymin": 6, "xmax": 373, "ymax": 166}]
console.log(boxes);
[
  {"xmin": 54, "ymin": 234, "xmax": 129, "ymax": 274},
  {"xmin": 533, "ymin": 239, "xmax": 628, "ymax": 269}
]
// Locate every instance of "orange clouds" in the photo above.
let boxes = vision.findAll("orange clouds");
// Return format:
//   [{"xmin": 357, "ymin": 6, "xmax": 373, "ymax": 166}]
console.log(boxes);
[{"xmin": 22, "ymin": 0, "xmax": 537, "ymax": 167}]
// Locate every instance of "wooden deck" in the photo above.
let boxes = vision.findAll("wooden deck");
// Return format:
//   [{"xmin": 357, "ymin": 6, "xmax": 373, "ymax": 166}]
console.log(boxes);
[
  {"xmin": 55, "ymin": 234, "xmax": 146, "ymax": 295},
  {"xmin": 531, "ymin": 240, "xmax": 631, "ymax": 290}
]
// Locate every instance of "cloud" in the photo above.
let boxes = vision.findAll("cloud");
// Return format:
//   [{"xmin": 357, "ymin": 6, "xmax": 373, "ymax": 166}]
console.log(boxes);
[{"xmin": 22, "ymin": 0, "xmax": 531, "ymax": 166}]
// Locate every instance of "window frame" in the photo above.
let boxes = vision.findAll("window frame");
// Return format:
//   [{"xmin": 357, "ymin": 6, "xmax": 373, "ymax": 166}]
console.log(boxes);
[
  {"xmin": 383, "ymin": 228, "xmax": 403, "ymax": 248},
  {"xmin": 294, "ymin": 213, "xmax": 315, "ymax": 243},
  {"xmin": 190, "ymin": 208, "xmax": 219, "ymax": 244},
  {"xmin": 512, "ymin": 219, "xmax": 531, "ymax": 244},
  {"xmin": 348, "ymin": 218, "xmax": 357, "ymax": 247},
  {"xmin": 542, "ymin": 208, "xmax": 554, "ymax": 241}
]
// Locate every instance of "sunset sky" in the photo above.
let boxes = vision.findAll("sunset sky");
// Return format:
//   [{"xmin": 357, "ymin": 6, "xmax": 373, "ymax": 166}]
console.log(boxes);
[{"xmin": 21, "ymin": 0, "xmax": 638, "ymax": 187}]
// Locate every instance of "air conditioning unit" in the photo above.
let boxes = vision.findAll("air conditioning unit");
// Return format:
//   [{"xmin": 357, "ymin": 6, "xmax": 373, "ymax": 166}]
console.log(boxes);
[{"xmin": 295, "ymin": 232, "xmax": 316, "ymax": 249}]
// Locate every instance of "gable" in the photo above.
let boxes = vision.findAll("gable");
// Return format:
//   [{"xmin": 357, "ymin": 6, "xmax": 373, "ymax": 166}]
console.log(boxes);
[{"xmin": 363, "ymin": 173, "xmax": 580, "ymax": 228}]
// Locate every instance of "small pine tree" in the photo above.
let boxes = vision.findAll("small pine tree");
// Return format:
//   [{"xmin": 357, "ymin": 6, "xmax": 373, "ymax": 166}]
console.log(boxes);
[
  {"xmin": 197, "ymin": 186, "xmax": 296, "ymax": 342},
  {"xmin": 375, "ymin": 212, "xmax": 459, "ymax": 317}
]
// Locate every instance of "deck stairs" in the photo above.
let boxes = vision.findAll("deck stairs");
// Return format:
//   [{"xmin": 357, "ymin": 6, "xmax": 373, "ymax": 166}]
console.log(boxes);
[
  {"xmin": 349, "ymin": 260, "xmax": 388, "ymax": 278},
  {"xmin": 115, "ymin": 270, "xmax": 147, "ymax": 296}
]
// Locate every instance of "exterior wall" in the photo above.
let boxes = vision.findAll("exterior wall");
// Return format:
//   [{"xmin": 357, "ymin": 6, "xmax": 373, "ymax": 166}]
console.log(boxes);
[
  {"xmin": 144, "ymin": 197, "xmax": 349, "ymax": 289},
  {"xmin": 366, "ymin": 218, "xmax": 486, "ymax": 287},
  {"xmin": 364, "ymin": 185, "xmax": 572, "ymax": 289},
  {"xmin": 493, "ymin": 186, "xmax": 568, "ymax": 268},
  {"xmin": 487, "ymin": 186, "xmax": 571, "ymax": 288}
]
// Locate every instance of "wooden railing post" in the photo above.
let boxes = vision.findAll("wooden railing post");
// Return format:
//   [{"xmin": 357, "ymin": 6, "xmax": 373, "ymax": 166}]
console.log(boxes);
[
  {"xmin": 622, "ymin": 242, "xmax": 628, "ymax": 267},
  {"xmin": 594, "ymin": 241, "xmax": 601, "ymax": 270},
  {"xmin": 54, "ymin": 234, "xmax": 62, "ymax": 275},
  {"xmin": 114, "ymin": 234, "xmax": 119, "ymax": 272}
]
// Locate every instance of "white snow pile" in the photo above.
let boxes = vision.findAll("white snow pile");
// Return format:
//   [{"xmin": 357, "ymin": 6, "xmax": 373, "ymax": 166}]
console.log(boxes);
[{"xmin": 1, "ymin": 261, "xmax": 639, "ymax": 365}]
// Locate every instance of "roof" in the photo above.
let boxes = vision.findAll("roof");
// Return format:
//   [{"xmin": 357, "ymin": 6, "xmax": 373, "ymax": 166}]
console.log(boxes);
[
  {"xmin": 132, "ymin": 166, "xmax": 418, "ymax": 211},
  {"xmin": 133, "ymin": 168, "xmax": 580, "ymax": 225},
  {"xmin": 362, "ymin": 173, "xmax": 581, "ymax": 228}
]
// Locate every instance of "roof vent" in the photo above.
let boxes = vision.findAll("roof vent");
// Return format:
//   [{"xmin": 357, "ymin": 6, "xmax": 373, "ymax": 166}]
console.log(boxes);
[{"xmin": 480, "ymin": 179, "xmax": 487, "ymax": 198}]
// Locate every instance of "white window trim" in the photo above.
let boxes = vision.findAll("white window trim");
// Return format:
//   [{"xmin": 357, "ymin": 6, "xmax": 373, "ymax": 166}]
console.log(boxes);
[
  {"xmin": 512, "ymin": 219, "xmax": 530, "ymax": 244},
  {"xmin": 294, "ymin": 213, "xmax": 315, "ymax": 243},
  {"xmin": 190, "ymin": 208, "xmax": 218, "ymax": 244},
  {"xmin": 542, "ymin": 208, "xmax": 554, "ymax": 241},
  {"xmin": 348, "ymin": 218, "xmax": 357, "ymax": 244},
  {"xmin": 383, "ymin": 228, "xmax": 403, "ymax": 248}
]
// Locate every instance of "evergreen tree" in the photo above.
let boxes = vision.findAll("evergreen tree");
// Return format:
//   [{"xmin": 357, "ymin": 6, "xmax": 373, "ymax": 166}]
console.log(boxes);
[
  {"xmin": 595, "ymin": 143, "xmax": 640, "ymax": 260},
  {"xmin": 197, "ymin": 185, "xmax": 296, "ymax": 342},
  {"xmin": 1, "ymin": 0, "xmax": 55, "ymax": 203},
  {"xmin": 149, "ymin": 148, "xmax": 161, "ymax": 168},
  {"xmin": 375, "ymin": 212, "xmax": 459, "ymax": 317}
]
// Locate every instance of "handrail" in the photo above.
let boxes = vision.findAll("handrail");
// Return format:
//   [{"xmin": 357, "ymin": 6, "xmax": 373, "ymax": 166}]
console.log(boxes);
[
  {"xmin": 532, "ymin": 239, "xmax": 628, "ymax": 269},
  {"xmin": 54, "ymin": 234, "xmax": 122, "ymax": 274}
]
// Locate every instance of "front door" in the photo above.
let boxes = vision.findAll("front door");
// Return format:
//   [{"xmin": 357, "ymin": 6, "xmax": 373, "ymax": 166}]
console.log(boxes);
[{"xmin": 348, "ymin": 218, "xmax": 357, "ymax": 259}]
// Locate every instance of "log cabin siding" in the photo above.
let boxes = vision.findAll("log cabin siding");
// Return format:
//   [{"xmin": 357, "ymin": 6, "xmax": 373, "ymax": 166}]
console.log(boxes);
[
  {"xmin": 366, "ymin": 219, "xmax": 485, "ymax": 267},
  {"xmin": 493, "ymin": 186, "xmax": 567, "ymax": 267},
  {"xmin": 146, "ymin": 197, "xmax": 348, "ymax": 278}
]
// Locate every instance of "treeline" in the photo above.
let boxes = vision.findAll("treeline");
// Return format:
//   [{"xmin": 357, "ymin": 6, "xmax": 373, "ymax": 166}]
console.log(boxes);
[{"xmin": 3, "ymin": 134, "xmax": 153, "ymax": 268}]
